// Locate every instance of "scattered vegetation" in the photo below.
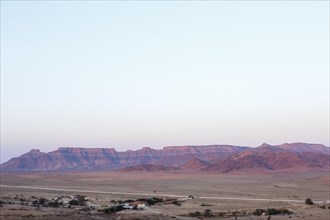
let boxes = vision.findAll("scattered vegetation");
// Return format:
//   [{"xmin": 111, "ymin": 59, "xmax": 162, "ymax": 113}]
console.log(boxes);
[
  {"xmin": 48, "ymin": 201, "xmax": 60, "ymax": 208},
  {"xmin": 171, "ymin": 200, "xmax": 181, "ymax": 206},
  {"xmin": 253, "ymin": 208, "xmax": 292, "ymax": 216},
  {"xmin": 189, "ymin": 209, "xmax": 213, "ymax": 217},
  {"xmin": 103, "ymin": 205, "xmax": 125, "ymax": 214},
  {"xmin": 316, "ymin": 203, "xmax": 330, "ymax": 209},
  {"xmin": 189, "ymin": 211, "xmax": 201, "ymax": 217},
  {"xmin": 188, "ymin": 208, "xmax": 292, "ymax": 218},
  {"xmin": 137, "ymin": 197, "xmax": 164, "ymax": 205}
]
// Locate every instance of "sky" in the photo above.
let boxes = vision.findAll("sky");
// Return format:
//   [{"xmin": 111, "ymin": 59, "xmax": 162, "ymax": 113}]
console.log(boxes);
[{"xmin": 1, "ymin": 1, "xmax": 329, "ymax": 163}]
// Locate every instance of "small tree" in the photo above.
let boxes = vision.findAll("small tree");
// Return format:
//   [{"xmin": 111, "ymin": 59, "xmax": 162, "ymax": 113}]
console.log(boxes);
[{"xmin": 305, "ymin": 198, "xmax": 313, "ymax": 205}]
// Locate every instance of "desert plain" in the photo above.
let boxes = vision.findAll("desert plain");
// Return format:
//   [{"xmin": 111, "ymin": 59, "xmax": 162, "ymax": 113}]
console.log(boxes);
[{"xmin": 0, "ymin": 170, "xmax": 329, "ymax": 220}]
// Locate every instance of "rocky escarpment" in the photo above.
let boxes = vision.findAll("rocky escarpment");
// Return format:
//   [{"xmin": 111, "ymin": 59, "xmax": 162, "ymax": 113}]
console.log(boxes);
[
  {"xmin": 1, "ymin": 143, "xmax": 329, "ymax": 172},
  {"xmin": 0, "ymin": 145, "xmax": 247, "ymax": 171}
]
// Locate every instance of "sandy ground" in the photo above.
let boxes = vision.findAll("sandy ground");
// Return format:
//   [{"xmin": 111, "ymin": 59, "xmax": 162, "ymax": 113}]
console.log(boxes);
[{"xmin": 0, "ymin": 171, "xmax": 329, "ymax": 219}]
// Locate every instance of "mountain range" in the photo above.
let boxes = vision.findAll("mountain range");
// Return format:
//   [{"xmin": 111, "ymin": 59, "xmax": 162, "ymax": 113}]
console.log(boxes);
[{"xmin": 1, "ymin": 143, "xmax": 329, "ymax": 173}]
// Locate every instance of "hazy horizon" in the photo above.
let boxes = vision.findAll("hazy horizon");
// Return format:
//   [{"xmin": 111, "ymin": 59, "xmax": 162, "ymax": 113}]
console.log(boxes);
[{"xmin": 1, "ymin": 1, "xmax": 329, "ymax": 163}]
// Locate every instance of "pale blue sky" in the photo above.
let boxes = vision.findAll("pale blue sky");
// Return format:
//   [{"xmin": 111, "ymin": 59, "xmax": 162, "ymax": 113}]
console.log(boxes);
[{"xmin": 1, "ymin": 1, "xmax": 329, "ymax": 162}]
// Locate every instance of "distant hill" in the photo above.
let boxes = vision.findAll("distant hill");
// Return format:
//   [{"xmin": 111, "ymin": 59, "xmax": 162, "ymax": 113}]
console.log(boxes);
[
  {"xmin": 1, "ymin": 143, "xmax": 329, "ymax": 173},
  {"xmin": 205, "ymin": 143, "xmax": 330, "ymax": 172}
]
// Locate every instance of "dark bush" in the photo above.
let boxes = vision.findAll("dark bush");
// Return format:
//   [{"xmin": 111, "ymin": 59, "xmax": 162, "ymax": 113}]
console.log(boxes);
[
  {"xmin": 137, "ymin": 197, "xmax": 163, "ymax": 205},
  {"xmin": 124, "ymin": 199, "xmax": 134, "ymax": 203},
  {"xmin": 104, "ymin": 205, "xmax": 125, "ymax": 214},
  {"xmin": 267, "ymin": 208, "xmax": 280, "ymax": 215},
  {"xmin": 253, "ymin": 208, "xmax": 292, "ymax": 216},
  {"xmin": 253, "ymin": 209, "xmax": 264, "ymax": 216},
  {"xmin": 189, "ymin": 211, "xmax": 201, "ymax": 217},
  {"xmin": 305, "ymin": 198, "xmax": 313, "ymax": 205},
  {"xmin": 48, "ymin": 201, "xmax": 59, "ymax": 208},
  {"xmin": 75, "ymin": 195, "xmax": 86, "ymax": 206},
  {"xmin": 39, "ymin": 198, "xmax": 46, "ymax": 205},
  {"xmin": 69, "ymin": 199, "xmax": 79, "ymax": 206},
  {"xmin": 204, "ymin": 209, "xmax": 213, "ymax": 217},
  {"xmin": 148, "ymin": 197, "xmax": 163, "ymax": 205},
  {"xmin": 171, "ymin": 200, "xmax": 181, "ymax": 206}
]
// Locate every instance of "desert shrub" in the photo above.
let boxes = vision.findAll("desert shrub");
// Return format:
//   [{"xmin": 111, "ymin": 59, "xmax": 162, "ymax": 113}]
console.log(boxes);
[
  {"xmin": 253, "ymin": 208, "xmax": 292, "ymax": 216},
  {"xmin": 149, "ymin": 197, "xmax": 163, "ymax": 204},
  {"xmin": 171, "ymin": 200, "xmax": 181, "ymax": 206},
  {"xmin": 279, "ymin": 209, "xmax": 291, "ymax": 215},
  {"xmin": 218, "ymin": 212, "xmax": 226, "ymax": 217},
  {"xmin": 32, "ymin": 200, "xmax": 38, "ymax": 206},
  {"xmin": 75, "ymin": 195, "xmax": 86, "ymax": 206},
  {"xmin": 253, "ymin": 209, "xmax": 264, "ymax": 216},
  {"xmin": 70, "ymin": 196, "xmax": 85, "ymax": 206},
  {"xmin": 305, "ymin": 198, "xmax": 313, "ymax": 205},
  {"xmin": 204, "ymin": 209, "xmax": 213, "ymax": 217},
  {"xmin": 319, "ymin": 205, "xmax": 326, "ymax": 209},
  {"xmin": 137, "ymin": 197, "xmax": 163, "ymax": 205},
  {"xmin": 39, "ymin": 198, "xmax": 46, "ymax": 205},
  {"xmin": 80, "ymin": 206, "xmax": 95, "ymax": 212},
  {"xmin": 267, "ymin": 208, "xmax": 281, "ymax": 215},
  {"xmin": 189, "ymin": 211, "xmax": 201, "ymax": 217},
  {"xmin": 103, "ymin": 207, "xmax": 115, "ymax": 214},
  {"xmin": 69, "ymin": 199, "xmax": 79, "ymax": 206},
  {"xmin": 103, "ymin": 205, "xmax": 125, "ymax": 214},
  {"xmin": 124, "ymin": 199, "xmax": 134, "ymax": 203},
  {"xmin": 49, "ymin": 201, "xmax": 59, "ymax": 208}
]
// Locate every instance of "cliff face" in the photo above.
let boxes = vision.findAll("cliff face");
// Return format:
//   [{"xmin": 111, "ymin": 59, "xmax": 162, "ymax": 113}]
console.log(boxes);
[
  {"xmin": 0, "ymin": 145, "xmax": 246, "ymax": 171},
  {"xmin": 1, "ymin": 143, "xmax": 329, "ymax": 172}
]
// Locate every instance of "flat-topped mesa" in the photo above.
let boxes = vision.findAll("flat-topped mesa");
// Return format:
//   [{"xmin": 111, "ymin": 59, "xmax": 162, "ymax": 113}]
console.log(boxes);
[
  {"xmin": 57, "ymin": 147, "xmax": 117, "ymax": 153},
  {"xmin": 1, "ymin": 143, "xmax": 329, "ymax": 172},
  {"xmin": 162, "ymin": 145, "xmax": 247, "ymax": 154}
]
